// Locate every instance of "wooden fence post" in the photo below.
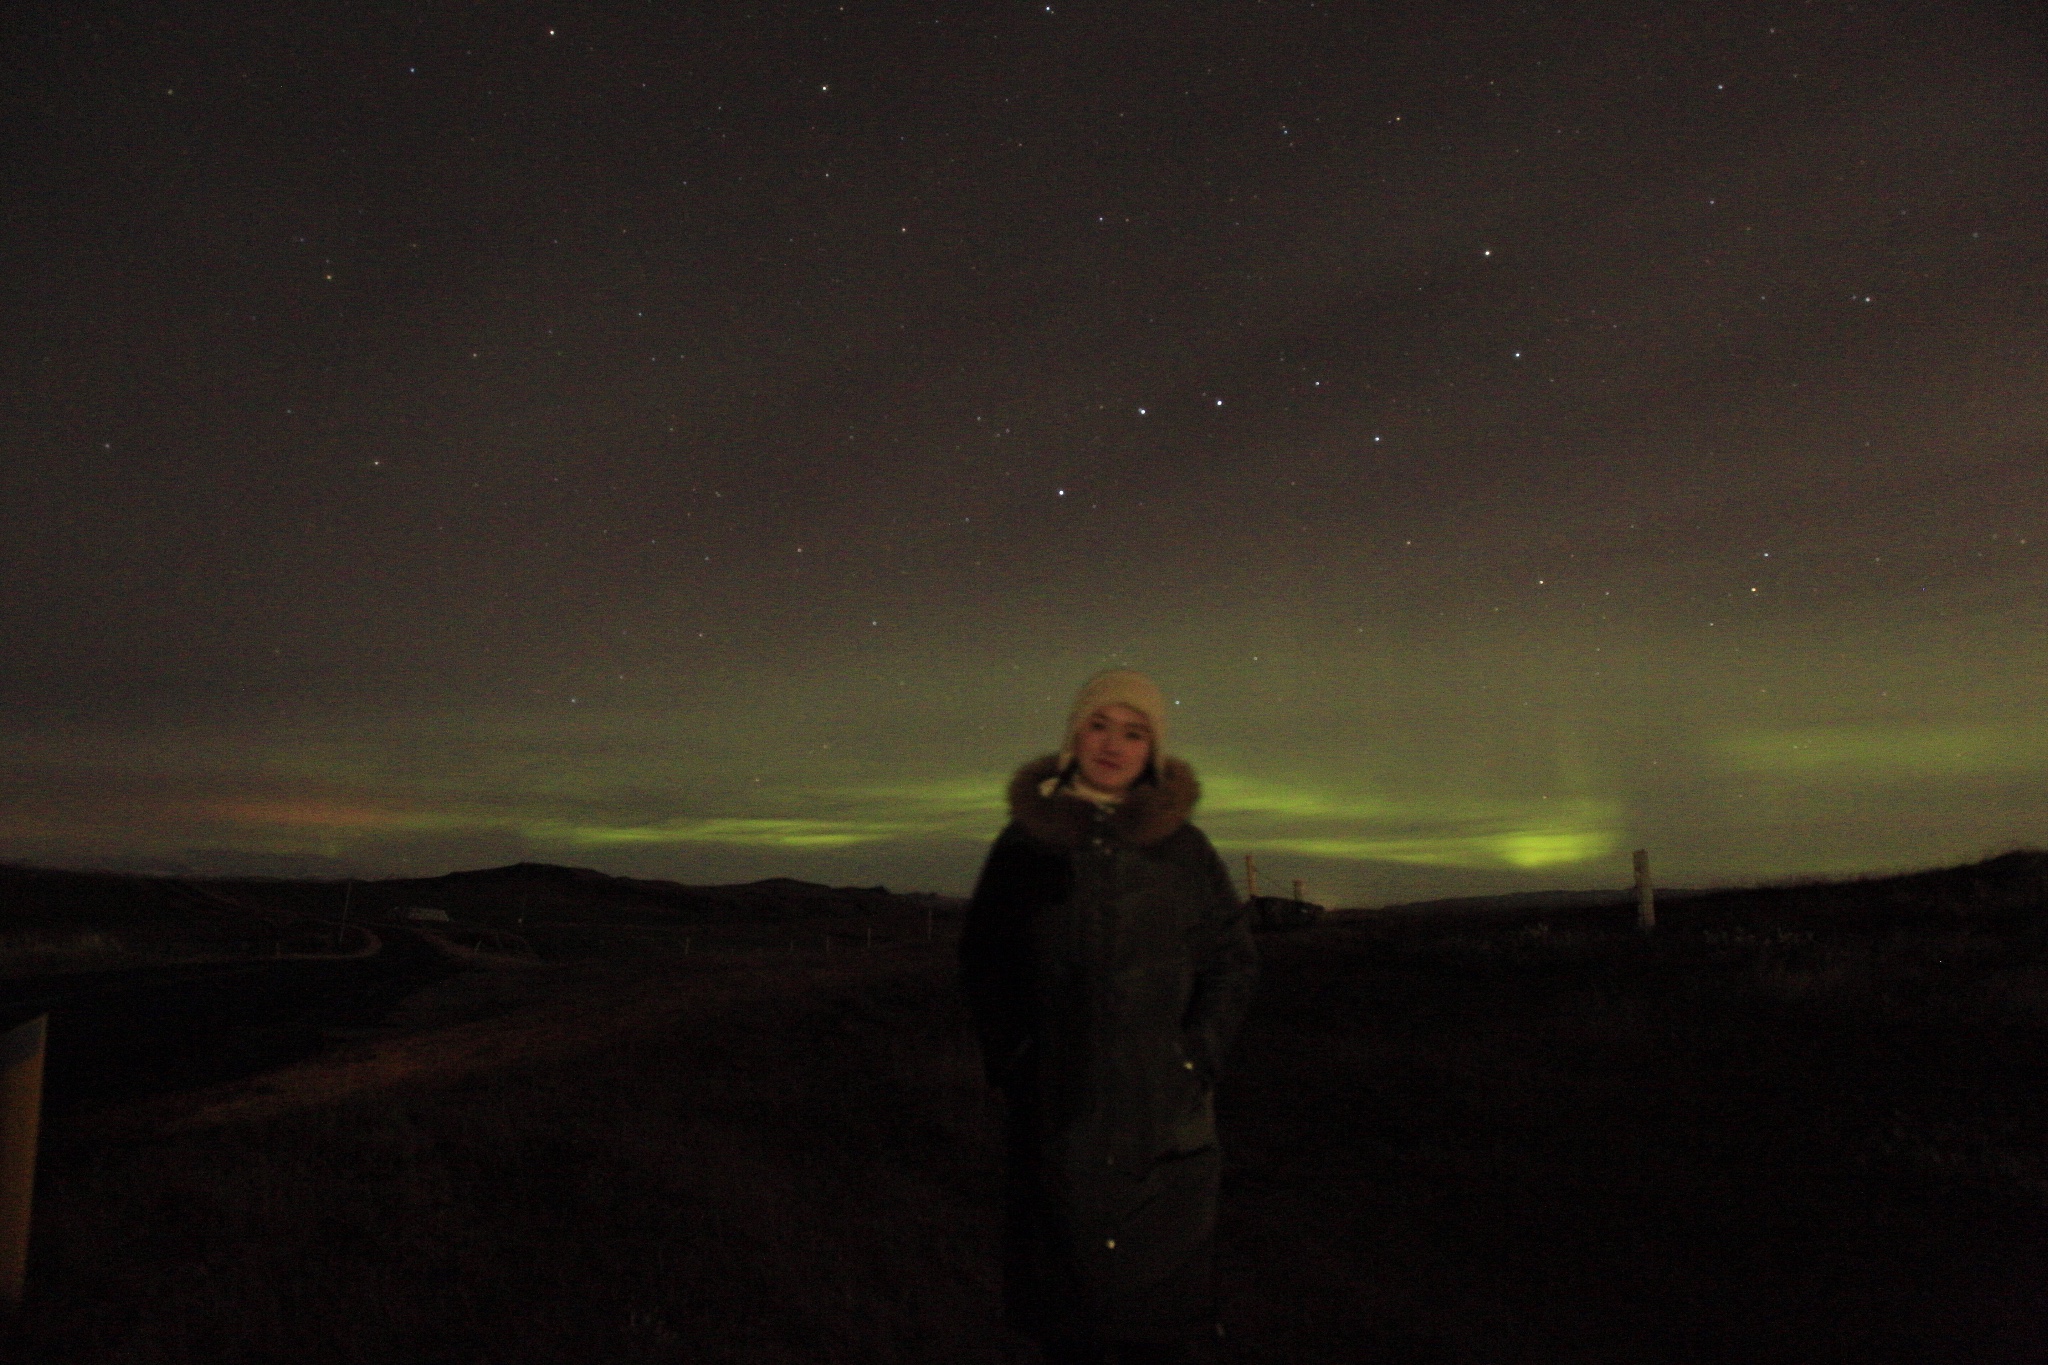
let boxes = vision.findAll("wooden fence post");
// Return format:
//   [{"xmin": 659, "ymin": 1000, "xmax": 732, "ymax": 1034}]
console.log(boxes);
[
  {"xmin": 1633, "ymin": 849, "xmax": 1656, "ymax": 932},
  {"xmin": 1244, "ymin": 853, "xmax": 1259, "ymax": 899},
  {"xmin": 0, "ymin": 1015, "xmax": 47, "ymax": 1312}
]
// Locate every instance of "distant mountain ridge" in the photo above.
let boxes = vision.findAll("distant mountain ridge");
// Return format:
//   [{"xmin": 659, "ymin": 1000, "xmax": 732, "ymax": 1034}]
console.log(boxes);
[
  {"xmin": 1362, "ymin": 849, "xmax": 2048, "ymax": 931},
  {"xmin": 7, "ymin": 851, "xmax": 2042, "ymax": 938},
  {"xmin": 398, "ymin": 861, "xmax": 947, "ymax": 924},
  {"xmin": 1371, "ymin": 888, "xmax": 1663, "ymax": 917},
  {"xmin": 0, "ymin": 860, "xmax": 964, "ymax": 944}
]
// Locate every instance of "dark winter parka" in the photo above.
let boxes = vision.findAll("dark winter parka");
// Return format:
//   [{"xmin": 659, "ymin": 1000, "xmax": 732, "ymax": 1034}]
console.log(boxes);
[{"xmin": 960, "ymin": 755, "xmax": 1258, "ymax": 1342}]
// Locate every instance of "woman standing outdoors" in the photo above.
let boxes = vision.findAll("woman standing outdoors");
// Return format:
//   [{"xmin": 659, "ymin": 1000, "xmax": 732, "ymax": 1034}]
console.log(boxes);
[{"xmin": 961, "ymin": 671, "xmax": 1259, "ymax": 1364}]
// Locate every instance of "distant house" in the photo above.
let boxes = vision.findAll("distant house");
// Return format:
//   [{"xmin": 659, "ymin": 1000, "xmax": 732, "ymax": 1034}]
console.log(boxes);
[
  {"xmin": 1247, "ymin": 895, "xmax": 1325, "ymax": 931},
  {"xmin": 402, "ymin": 907, "xmax": 452, "ymax": 923}
]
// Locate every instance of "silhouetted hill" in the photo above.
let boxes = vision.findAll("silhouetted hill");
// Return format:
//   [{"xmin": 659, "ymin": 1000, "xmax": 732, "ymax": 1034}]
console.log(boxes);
[
  {"xmin": 0, "ymin": 863, "xmax": 336, "ymax": 970},
  {"xmin": 8, "ymin": 851, "xmax": 2041, "ymax": 964},
  {"xmin": 378, "ymin": 861, "xmax": 939, "ymax": 925},
  {"xmin": 1677, "ymin": 847, "xmax": 2048, "ymax": 930},
  {"xmin": 18, "ymin": 846, "xmax": 2048, "ymax": 1362},
  {"xmin": 1366, "ymin": 849, "xmax": 2048, "ymax": 932},
  {"xmin": 0, "ymin": 859, "xmax": 968, "ymax": 976},
  {"xmin": 1372, "ymin": 887, "xmax": 1660, "ymax": 917}
]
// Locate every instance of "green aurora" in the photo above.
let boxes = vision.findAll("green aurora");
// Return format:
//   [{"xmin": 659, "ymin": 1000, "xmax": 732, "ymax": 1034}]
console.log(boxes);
[
  {"xmin": 2, "ymin": 1, "xmax": 2042, "ymax": 905},
  {"xmin": 7, "ymin": 631, "xmax": 2043, "ymax": 905}
]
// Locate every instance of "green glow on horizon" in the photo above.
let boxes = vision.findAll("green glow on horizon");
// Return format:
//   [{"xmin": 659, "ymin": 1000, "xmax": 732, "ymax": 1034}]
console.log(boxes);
[
  {"xmin": 174, "ymin": 760, "xmax": 1625, "ymax": 871},
  {"xmin": 520, "ymin": 774, "xmax": 1016, "ymax": 851},
  {"xmin": 1245, "ymin": 826, "xmax": 1613, "ymax": 871},
  {"xmin": 1192, "ymin": 768, "xmax": 1622, "ymax": 869},
  {"xmin": 1194, "ymin": 770, "xmax": 1402, "ymax": 823},
  {"xmin": 0, "ymin": 720, "xmax": 1622, "ymax": 874},
  {"xmin": 1242, "ymin": 826, "xmax": 1619, "ymax": 869},
  {"xmin": 823, "ymin": 775, "xmax": 1011, "ymax": 820},
  {"xmin": 542, "ymin": 816, "xmax": 923, "ymax": 850},
  {"xmin": 1724, "ymin": 725, "xmax": 2044, "ymax": 779}
]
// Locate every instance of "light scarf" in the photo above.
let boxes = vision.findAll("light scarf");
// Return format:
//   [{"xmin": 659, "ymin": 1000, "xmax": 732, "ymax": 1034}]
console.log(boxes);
[{"xmin": 1037, "ymin": 770, "xmax": 1127, "ymax": 810}]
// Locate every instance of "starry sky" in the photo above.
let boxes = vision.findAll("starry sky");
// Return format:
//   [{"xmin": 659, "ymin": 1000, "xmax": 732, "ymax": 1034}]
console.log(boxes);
[{"xmin": 3, "ymin": 0, "xmax": 2043, "ymax": 906}]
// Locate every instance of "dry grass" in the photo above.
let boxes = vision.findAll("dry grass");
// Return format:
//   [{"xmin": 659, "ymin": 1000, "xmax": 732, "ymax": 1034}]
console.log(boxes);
[
  {"xmin": 23, "ymin": 952, "xmax": 1011, "ymax": 1365},
  {"xmin": 0, "ymin": 932, "xmax": 136, "ymax": 971},
  {"xmin": 9, "ymin": 872, "xmax": 2048, "ymax": 1363}
]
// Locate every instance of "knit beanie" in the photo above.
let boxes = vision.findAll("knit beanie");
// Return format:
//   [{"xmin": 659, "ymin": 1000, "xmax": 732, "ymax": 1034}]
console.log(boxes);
[{"xmin": 1057, "ymin": 669, "xmax": 1169, "ymax": 781}]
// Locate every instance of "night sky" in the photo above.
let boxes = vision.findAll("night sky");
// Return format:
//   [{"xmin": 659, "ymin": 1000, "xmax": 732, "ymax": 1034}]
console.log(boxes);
[{"xmin": 4, "ymin": 1, "xmax": 2043, "ymax": 906}]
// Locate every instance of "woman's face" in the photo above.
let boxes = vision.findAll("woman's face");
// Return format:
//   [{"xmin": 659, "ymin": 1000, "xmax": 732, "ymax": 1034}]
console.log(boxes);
[{"xmin": 1075, "ymin": 704, "xmax": 1153, "ymax": 795}]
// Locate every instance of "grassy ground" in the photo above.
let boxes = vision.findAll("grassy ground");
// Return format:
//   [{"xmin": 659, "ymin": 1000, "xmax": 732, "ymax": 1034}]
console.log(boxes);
[
  {"xmin": 1222, "ymin": 920, "xmax": 2048, "ymax": 1362},
  {"xmin": 21, "ymin": 950, "xmax": 1008, "ymax": 1365},
  {"xmin": 10, "ymin": 892, "xmax": 2048, "ymax": 1362}
]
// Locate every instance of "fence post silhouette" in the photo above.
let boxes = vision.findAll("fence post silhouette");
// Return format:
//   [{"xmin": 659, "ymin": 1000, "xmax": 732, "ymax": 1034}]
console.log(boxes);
[
  {"xmin": 0, "ymin": 1014, "xmax": 47, "ymax": 1312},
  {"xmin": 1244, "ymin": 853, "xmax": 1259, "ymax": 899},
  {"xmin": 1633, "ymin": 849, "xmax": 1656, "ymax": 932}
]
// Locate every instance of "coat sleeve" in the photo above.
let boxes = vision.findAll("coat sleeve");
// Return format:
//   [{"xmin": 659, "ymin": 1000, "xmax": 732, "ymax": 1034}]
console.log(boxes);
[
  {"xmin": 1179, "ymin": 828, "xmax": 1259, "ymax": 1087},
  {"xmin": 958, "ymin": 825, "xmax": 1061, "ymax": 1091}
]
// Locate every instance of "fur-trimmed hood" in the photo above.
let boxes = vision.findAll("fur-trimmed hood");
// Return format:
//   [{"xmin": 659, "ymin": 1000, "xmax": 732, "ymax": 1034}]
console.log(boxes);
[{"xmin": 1006, "ymin": 754, "xmax": 1200, "ymax": 850}]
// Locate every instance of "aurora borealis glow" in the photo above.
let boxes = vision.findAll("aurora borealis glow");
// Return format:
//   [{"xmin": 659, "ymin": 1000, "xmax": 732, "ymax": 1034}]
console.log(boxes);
[{"xmin": 3, "ymin": 1, "xmax": 2043, "ymax": 906}]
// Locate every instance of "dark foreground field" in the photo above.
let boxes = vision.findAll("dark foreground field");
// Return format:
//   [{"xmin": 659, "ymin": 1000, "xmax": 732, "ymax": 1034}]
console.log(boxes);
[{"xmin": 9, "ymin": 857, "xmax": 2048, "ymax": 1363}]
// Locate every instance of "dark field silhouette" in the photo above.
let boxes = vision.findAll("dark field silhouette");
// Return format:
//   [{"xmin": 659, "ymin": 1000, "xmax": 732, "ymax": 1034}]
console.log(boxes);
[{"xmin": 3, "ymin": 854, "xmax": 2045, "ymax": 1362}]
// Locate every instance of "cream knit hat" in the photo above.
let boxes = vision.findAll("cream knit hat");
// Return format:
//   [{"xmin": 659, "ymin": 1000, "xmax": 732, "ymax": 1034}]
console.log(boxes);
[{"xmin": 1057, "ymin": 669, "xmax": 1169, "ymax": 780}]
